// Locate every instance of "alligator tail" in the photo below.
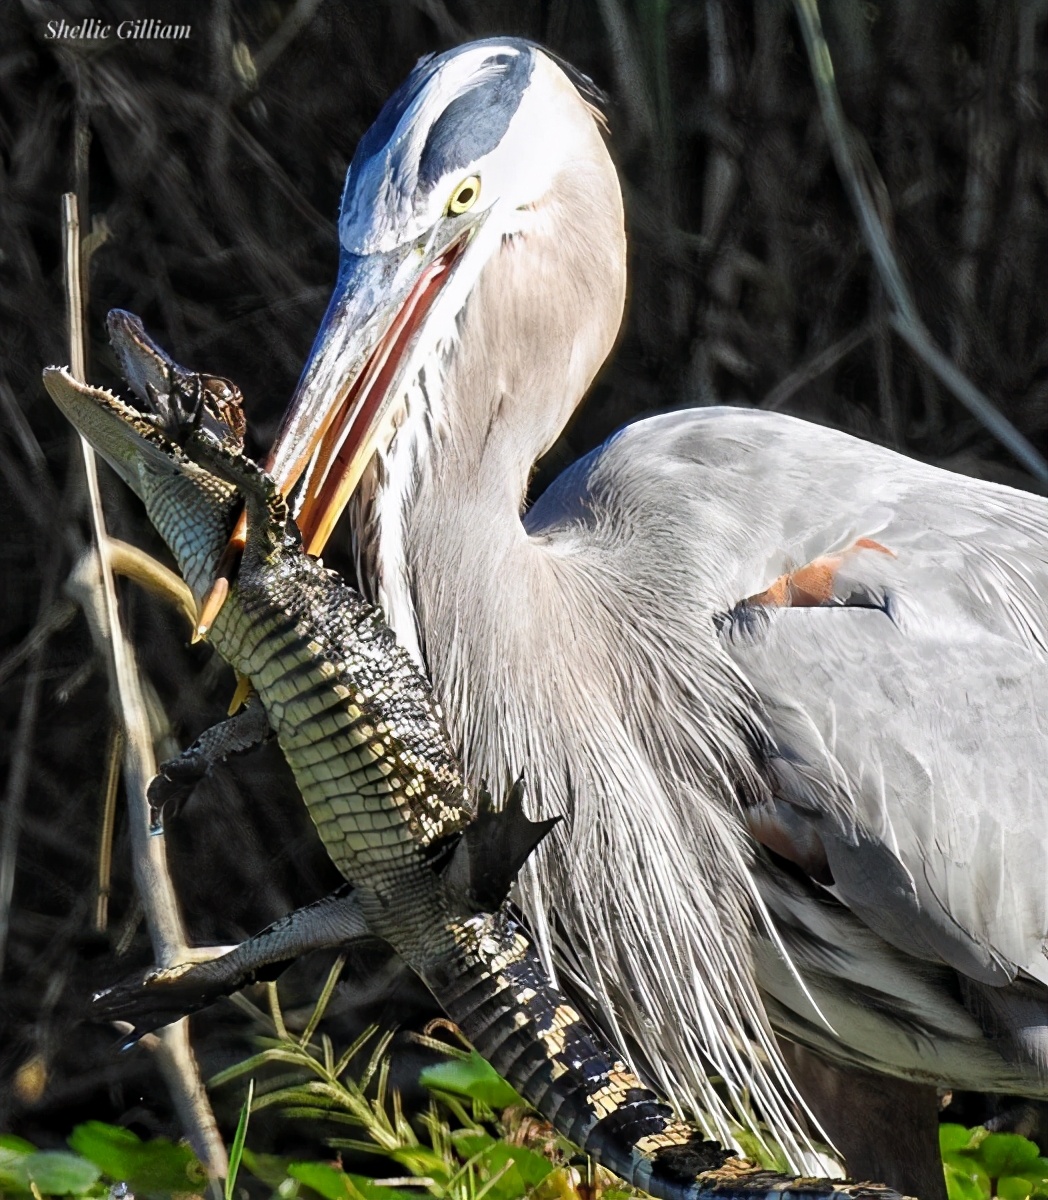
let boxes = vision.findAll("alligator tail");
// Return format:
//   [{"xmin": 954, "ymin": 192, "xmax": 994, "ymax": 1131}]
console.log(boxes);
[{"xmin": 421, "ymin": 910, "xmax": 906, "ymax": 1200}]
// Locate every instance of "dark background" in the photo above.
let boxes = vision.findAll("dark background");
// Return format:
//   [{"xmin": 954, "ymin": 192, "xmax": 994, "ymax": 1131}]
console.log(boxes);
[{"xmin": 1, "ymin": 0, "xmax": 1045, "ymax": 1156}]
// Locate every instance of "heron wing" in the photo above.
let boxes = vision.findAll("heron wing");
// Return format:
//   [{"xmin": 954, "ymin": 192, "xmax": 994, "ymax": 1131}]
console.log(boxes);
[
  {"xmin": 727, "ymin": 598, "xmax": 1047, "ymax": 982},
  {"xmin": 659, "ymin": 410, "xmax": 1048, "ymax": 989},
  {"xmin": 535, "ymin": 407, "xmax": 1048, "ymax": 988}
]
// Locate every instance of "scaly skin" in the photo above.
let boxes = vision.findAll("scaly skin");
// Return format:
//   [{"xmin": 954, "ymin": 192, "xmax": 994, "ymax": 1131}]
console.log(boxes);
[{"xmin": 42, "ymin": 316, "xmax": 908, "ymax": 1200}]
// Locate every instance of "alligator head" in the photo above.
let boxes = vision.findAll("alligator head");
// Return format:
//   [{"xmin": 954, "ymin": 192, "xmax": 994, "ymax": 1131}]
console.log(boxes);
[{"xmin": 43, "ymin": 315, "xmax": 245, "ymax": 604}]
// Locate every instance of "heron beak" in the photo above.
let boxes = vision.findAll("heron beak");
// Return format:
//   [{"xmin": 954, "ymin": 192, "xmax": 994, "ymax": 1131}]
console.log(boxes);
[
  {"xmin": 271, "ymin": 226, "xmax": 473, "ymax": 556},
  {"xmin": 193, "ymin": 223, "xmax": 474, "ymax": 638}
]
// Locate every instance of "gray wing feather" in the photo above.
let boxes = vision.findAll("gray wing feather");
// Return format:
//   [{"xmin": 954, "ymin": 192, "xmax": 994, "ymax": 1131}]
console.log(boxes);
[
  {"xmin": 730, "ymin": 607, "xmax": 1047, "ymax": 985},
  {"xmin": 525, "ymin": 405, "xmax": 1047, "ymax": 1088},
  {"xmin": 651, "ymin": 408, "xmax": 1048, "ymax": 986},
  {"xmin": 557, "ymin": 407, "xmax": 1048, "ymax": 986}
]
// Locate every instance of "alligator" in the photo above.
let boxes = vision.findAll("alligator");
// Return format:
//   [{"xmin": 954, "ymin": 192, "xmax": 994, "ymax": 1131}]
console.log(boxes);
[{"xmin": 43, "ymin": 314, "xmax": 905, "ymax": 1200}]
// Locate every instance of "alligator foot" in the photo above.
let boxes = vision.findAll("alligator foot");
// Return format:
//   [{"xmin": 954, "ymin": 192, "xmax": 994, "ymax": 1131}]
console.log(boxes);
[
  {"xmin": 93, "ymin": 885, "xmax": 378, "ymax": 1038},
  {"xmin": 185, "ymin": 425, "xmax": 289, "ymax": 555},
  {"xmin": 148, "ymin": 694, "xmax": 271, "ymax": 827}
]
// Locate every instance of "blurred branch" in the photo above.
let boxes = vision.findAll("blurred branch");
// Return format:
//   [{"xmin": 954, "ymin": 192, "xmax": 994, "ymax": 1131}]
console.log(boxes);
[
  {"xmin": 62, "ymin": 194, "xmax": 185, "ymax": 958},
  {"xmin": 793, "ymin": 0, "xmax": 1048, "ymax": 485},
  {"xmin": 0, "ymin": 597, "xmax": 77, "ymax": 690},
  {"xmin": 61, "ymin": 192, "xmax": 229, "ymax": 1187},
  {"xmin": 94, "ymin": 727, "xmax": 122, "ymax": 932},
  {"xmin": 698, "ymin": 0, "xmax": 741, "ymax": 249},
  {"xmin": 253, "ymin": 0, "xmax": 325, "ymax": 81},
  {"xmin": 0, "ymin": 556, "xmax": 59, "ymax": 977},
  {"xmin": 639, "ymin": 0, "xmax": 674, "ymax": 172},
  {"xmin": 0, "ymin": 379, "xmax": 49, "ymax": 478},
  {"xmin": 595, "ymin": 0, "xmax": 656, "ymax": 143},
  {"xmin": 764, "ymin": 319, "xmax": 878, "ymax": 412}
]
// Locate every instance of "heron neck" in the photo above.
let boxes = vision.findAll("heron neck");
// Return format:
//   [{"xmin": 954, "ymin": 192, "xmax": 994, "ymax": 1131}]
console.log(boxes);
[
  {"xmin": 410, "ymin": 421, "xmax": 546, "ymax": 668},
  {"xmin": 369, "ymin": 396, "xmax": 564, "ymax": 775}
]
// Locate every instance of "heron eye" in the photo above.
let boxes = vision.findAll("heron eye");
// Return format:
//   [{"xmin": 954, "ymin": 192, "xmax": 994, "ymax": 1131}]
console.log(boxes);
[{"xmin": 448, "ymin": 176, "xmax": 480, "ymax": 215}]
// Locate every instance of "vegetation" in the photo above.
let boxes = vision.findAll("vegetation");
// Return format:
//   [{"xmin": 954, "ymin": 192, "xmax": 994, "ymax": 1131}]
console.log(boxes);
[
  {"xmin": 939, "ymin": 1127, "xmax": 1048, "ymax": 1200},
  {"xmin": 0, "ymin": 970, "xmax": 646, "ymax": 1200},
  {"xmin": 3, "ymin": 1016, "xmax": 1047, "ymax": 1200},
  {"xmin": 4, "ymin": 958, "xmax": 1047, "ymax": 1198}
]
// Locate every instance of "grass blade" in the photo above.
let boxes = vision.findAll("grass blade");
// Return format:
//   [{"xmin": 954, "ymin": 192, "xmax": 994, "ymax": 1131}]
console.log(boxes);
[{"xmin": 225, "ymin": 1078, "xmax": 255, "ymax": 1200}]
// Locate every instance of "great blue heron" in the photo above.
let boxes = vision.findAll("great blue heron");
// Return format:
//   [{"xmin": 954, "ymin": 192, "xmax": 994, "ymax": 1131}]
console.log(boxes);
[{"xmin": 208, "ymin": 38, "xmax": 1048, "ymax": 1198}]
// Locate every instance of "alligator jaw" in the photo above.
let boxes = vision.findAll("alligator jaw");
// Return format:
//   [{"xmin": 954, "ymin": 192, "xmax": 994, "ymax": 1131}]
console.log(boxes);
[
  {"xmin": 42, "ymin": 366, "xmax": 179, "ymax": 495},
  {"xmin": 42, "ymin": 364, "xmax": 238, "ymax": 606},
  {"xmin": 108, "ymin": 309, "xmax": 248, "ymax": 450},
  {"xmin": 107, "ymin": 309, "xmax": 180, "ymax": 408}
]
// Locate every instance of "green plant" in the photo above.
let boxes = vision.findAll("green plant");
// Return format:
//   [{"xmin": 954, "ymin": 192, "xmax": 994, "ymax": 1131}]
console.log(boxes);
[
  {"xmin": 941, "ymin": 1125, "xmax": 1048, "ymax": 1200},
  {"xmin": 0, "ymin": 1135, "xmax": 103, "ymax": 1199},
  {"xmin": 226, "ymin": 1078, "xmax": 256, "ymax": 1200},
  {"xmin": 0, "ymin": 1126, "xmax": 206, "ymax": 1199},
  {"xmin": 213, "ymin": 987, "xmax": 1048, "ymax": 1200},
  {"xmin": 8, "ymin": 1009, "xmax": 1047, "ymax": 1200},
  {"xmin": 207, "ymin": 968, "xmax": 641, "ymax": 1200}
]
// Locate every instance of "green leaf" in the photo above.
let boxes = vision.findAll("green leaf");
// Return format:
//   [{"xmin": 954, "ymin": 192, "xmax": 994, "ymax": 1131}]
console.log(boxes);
[
  {"xmin": 381, "ymin": 1145, "xmax": 449, "ymax": 1182},
  {"xmin": 343, "ymin": 1173, "xmax": 424, "ymax": 1200},
  {"xmin": 998, "ymin": 1176, "xmax": 1034, "ymax": 1200},
  {"xmin": 451, "ymin": 1132, "xmax": 552, "ymax": 1188},
  {"xmin": 225, "ymin": 1079, "xmax": 254, "ymax": 1200},
  {"xmin": 0, "ymin": 1145, "xmax": 33, "ymax": 1191},
  {"xmin": 447, "ymin": 1130, "xmax": 554, "ymax": 1200},
  {"xmin": 449, "ymin": 1131, "xmax": 497, "ymax": 1156},
  {"xmin": 241, "ymin": 1148, "xmax": 295, "ymax": 1189},
  {"xmin": 68, "ymin": 1122, "xmax": 204, "ymax": 1197},
  {"xmin": 484, "ymin": 1144, "xmax": 554, "ymax": 1192},
  {"xmin": 420, "ymin": 1052, "xmax": 524, "ymax": 1109},
  {"xmin": 287, "ymin": 1161, "xmax": 355, "ymax": 1200},
  {"xmin": 941, "ymin": 1125, "xmax": 977, "ymax": 1154},
  {"xmin": 0, "ymin": 1136, "xmax": 38, "ymax": 1155},
  {"xmin": 287, "ymin": 1161, "xmax": 418, "ymax": 1200},
  {"xmin": 944, "ymin": 1160, "xmax": 991, "ymax": 1200},
  {"xmin": 0, "ymin": 1147, "xmax": 102, "ymax": 1197},
  {"xmin": 21, "ymin": 1151, "xmax": 102, "ymax": 1195},
  {"xmin": 977, "ymin": 1134, "xmax": 1042, "ymax": 1180}
]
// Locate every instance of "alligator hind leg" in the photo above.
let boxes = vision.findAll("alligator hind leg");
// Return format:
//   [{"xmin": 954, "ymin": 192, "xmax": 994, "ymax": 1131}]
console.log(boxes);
[
  {"xmin": 93, "ymin": 886, "xmax": 378, "ymax": 1038},
  {"xmin": 148, "ymin": 693, "xmax": 270, "ymax": 827}
]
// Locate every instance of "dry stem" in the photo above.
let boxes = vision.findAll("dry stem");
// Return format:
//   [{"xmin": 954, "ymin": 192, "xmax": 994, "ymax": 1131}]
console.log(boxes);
[{"xmin": 62, "ymin": 191, "xmax": 228, "ymax": 1185}]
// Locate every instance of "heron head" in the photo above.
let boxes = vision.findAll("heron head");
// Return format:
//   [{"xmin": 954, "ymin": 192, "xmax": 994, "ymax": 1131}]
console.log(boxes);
[{"xmin": 273, "ymin": 39, "xmax": 627, "ymax": 553}]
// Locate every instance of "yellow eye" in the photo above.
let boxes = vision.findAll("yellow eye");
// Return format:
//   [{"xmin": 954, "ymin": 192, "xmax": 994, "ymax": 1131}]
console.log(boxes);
[{"xmin": 448, "ymin": 175, "xmax": 480, "ymax": 215}]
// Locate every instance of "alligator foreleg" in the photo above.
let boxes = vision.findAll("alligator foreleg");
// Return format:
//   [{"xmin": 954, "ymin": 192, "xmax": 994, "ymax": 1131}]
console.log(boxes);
[
  {"xmin": 148, "ymin": 693, "xmax": 271, "ymax": 825},
  {"xmin": 94, "ymin": 885, "xmax": 376, "ymax": 1035}
]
